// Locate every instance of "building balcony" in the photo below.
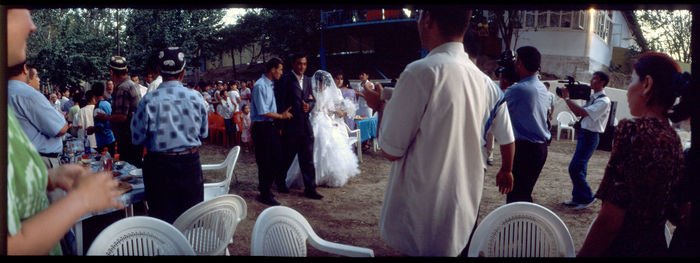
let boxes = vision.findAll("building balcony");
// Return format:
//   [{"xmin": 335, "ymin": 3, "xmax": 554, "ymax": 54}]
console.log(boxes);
[{"xmin": 321, "ymin": 9, "xmax": 418, "ymax": 29}]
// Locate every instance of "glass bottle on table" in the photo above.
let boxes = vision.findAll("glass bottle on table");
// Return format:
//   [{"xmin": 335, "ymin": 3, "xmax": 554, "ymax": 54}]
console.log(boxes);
[{"xmin": 102, "ymin": 147, "xmax": 113, "ymax": 171}]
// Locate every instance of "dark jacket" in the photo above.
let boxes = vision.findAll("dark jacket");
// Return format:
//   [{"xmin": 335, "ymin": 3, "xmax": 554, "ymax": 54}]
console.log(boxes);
[{"xmin": 275, "ymin": 72, "xmax": 315, "ymax": 138}]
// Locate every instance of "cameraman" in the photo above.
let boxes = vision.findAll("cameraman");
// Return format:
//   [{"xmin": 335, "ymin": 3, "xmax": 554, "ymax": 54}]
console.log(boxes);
[{"xmin": 558, "ymin": 71, "xmax": 611, "ymax": 210}]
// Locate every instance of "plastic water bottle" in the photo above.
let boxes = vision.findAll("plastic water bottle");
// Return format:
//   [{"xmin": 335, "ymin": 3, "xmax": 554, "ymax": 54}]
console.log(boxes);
[{"xmin": 83, "ymin": 134, "xmax": 91, "ymax": 156}]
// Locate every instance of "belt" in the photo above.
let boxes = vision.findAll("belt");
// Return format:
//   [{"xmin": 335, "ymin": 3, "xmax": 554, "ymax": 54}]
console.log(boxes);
[
  {"xmin": 254, "ymin": 121, "xmax": 275, "ymax": 126},
  {"xmin": 154, "ymin": 146, "xmax": 198, "ymax": 156},
  {"xmin": 39, "ymin": 152, "xmax": 60, "ymax": 158}
]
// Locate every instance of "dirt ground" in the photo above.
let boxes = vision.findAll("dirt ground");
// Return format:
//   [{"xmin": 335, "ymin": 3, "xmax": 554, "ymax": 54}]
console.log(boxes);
[{"xmin": 195, "ymin": 131, "xmax": 678, "ymax": 257}]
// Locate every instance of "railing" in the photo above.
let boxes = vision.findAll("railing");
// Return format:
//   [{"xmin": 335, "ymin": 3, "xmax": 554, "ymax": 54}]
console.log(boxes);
[{"xmin": 321, "ymin": 9, "xmax": 418, "ymax": 28}]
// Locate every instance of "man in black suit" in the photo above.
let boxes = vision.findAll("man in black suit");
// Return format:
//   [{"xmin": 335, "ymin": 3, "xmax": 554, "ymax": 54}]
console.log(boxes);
[{"xmin": 275, "ymin": 53, "xmax": 323, "ymax": 199}]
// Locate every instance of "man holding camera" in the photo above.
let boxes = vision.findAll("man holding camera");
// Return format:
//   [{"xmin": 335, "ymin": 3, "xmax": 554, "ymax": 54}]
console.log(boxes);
[
  {"xmin": 558, "ymin": 71, "xmax": 611, "ymax": 210},
  {"xmin": 503, "ymin": 46, "xmax": 551, "ymax": 204}
]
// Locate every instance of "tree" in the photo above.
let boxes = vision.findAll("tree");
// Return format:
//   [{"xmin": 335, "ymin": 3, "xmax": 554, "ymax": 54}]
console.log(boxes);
[
  {"xmin": 492, "ymin": 9, "xmax": 522, "ymax": 52},
  {"xmin": 635, "ymin": 10, "xmax": 691, "ymax": 63},
  {"xmin": 27, "ymin": 8, "xmax": 120, "ymax": 90}
]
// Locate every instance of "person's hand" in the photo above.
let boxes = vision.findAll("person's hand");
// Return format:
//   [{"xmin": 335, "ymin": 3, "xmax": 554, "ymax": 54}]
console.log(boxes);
[
  {"xmin": 559, "ymin": 88, "xmax": 569, "ymax": 99},
  {"xmin": 496, "ymin": 168, "xmax": 514, "ymax": 195},
  {"xmin": 85, "ymin": 126, "xmax": 96, "ymax": 135},
  {"xmin": 72, "ymin": 171, "xmax": 124, "ymax": 214},
  {"xmin": 363, "ymin": 82, "xmax": 383, "ymax": 112},
  {"xmin": 47, "ymin": 164, "xmax": 89, "ymax": 192},
  {"xmin": 281, "ymin": 106, "xmax": 293, "ymax": 119},
  {"xmin": 334, "ymin": 110, "xmax": 346, "ymax": 117},
  {"xmin": 302, "ymin": 100, "xmax": 310, "ymax": 113}
]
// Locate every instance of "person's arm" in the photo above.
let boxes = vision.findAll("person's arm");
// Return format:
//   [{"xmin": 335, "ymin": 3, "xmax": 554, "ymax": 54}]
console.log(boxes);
[
  {"xmin": 56, "ymin": 123, "xmax": 71, "ymax": 137},
  {"xmin": 496, "ymin": 142, "xmax": 514, "ymax": 194},
  {"xmin": 8, "ymin": 168, "xmax": 123, "ymax": 255},
  {"xmin": 262, "ymin": 107, "xmax": 292, "ymax": 120},
  {"xmin": 577, "ymin": 201, "xmax": 626, "ymax": 257}
]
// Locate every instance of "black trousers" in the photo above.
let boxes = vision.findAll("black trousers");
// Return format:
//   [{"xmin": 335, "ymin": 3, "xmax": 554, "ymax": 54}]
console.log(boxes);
[
  {"xmin": 252, "ymin": 122, "xmax": 284, "ymax": 196},
  {"xmin": 142, "ymin": 150, "xmax": 203, "ymax": 224},
  {"xmin": 115, "ymin": 130, "xmax": 144, "ymax": 168},
  {"xmin": 280, "ymin": 134, "xmax": 317, "ymax": 191},
  {"xmin": 507, "ymin": 140, "xmax": 548, "ymax": 203}
]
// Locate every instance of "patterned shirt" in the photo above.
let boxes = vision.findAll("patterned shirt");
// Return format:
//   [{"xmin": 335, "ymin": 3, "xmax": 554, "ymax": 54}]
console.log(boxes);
[
  {"xmin": 251, "ymin": 74, "xmax": 277, "ymax": 122},
  {"xmin": 8, "ymin": 80, "xmax": 66, "ymax": 154},
  {"xmin": 595, "ymin": 118, "xmax": 684, "ymax": 257},
  {"xmin": 111, "ymin": 77, "xmax": 141, "ymax": 138},
  {"xmin": 131, "ymin": 80, "xmax": 209, "ymax": 153},
  {"xmin": 7, "ymin": 106, "xmax": 62, "ymax": 255}
]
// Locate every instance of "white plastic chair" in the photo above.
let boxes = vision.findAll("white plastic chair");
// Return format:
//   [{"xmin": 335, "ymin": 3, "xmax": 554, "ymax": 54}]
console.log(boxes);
[
  {"xmin": 343, "ymin": 122, "xmax": 362, "ymax": 162},
  {"xmin": 86, "ymin": 216, "xmax": 195, "ymax": 255},
  {"xmin": 585, "ymin": 216, "xmax": 672, "ymax": 247},
  {"xmin": 173, "ymin": 194, "xmax": 247, "ymax": 255},
  {"xmin": 468, "ymin": 202, "xmax": 576, "ymax": 257},
  {"xmin": 202, "ymin": 146, "xmax": 240, "ymax": 201},
  {"xmin": 251, "ymin": 206, "xmax": 374, "ymax": 257},
  {"xmin": 556, "ymin": 111, "xmax": 576, "ymax": 141}
]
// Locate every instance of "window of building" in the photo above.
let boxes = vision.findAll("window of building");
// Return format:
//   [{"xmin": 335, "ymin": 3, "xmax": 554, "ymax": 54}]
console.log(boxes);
[
  {"xmin": 521, "ymin": 10, "xmax": 585, "ymax": 30},
  {"xmin": 594, "ymin": 10, "xmax": 614, "ymax": 45}
]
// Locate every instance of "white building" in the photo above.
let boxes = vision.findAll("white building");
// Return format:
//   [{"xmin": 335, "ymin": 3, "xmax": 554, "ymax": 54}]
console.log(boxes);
[{"xmin": 486, "ymin": 9, "xmax": 646, "ymax": 88}]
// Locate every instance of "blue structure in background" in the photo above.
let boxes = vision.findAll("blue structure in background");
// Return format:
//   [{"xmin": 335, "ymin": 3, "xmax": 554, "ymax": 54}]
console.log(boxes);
[{"xmin": 319, "ymin": 9, "xmax": 420, "ymax": 79}]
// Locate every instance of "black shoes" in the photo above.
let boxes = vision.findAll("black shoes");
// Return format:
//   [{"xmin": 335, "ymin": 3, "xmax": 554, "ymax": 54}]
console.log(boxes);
[
  {"xmin": 304, "ymin": 190, "xmax": 324, "ymax": 200},
  {"xmin": 257, "ymin": 194, "xmax": 280, "ymax": 206},
  {"xmin": 277, "ymin": 185, "xmax": 290, "ymax": 194}
]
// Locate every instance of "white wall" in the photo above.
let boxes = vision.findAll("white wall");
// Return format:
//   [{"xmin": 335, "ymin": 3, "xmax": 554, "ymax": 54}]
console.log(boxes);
[
  {"xmin": 513, "ymin": 30, "xmax": 588, "ymax": 57},
  {"xmin": 589, "ymin": 35, "xmax": 612, "ymax": 68}
]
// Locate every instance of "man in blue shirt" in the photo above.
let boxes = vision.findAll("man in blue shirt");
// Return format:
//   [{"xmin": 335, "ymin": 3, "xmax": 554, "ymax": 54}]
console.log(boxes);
[
  {"xmin": 503, "ymin": 46, "xmax": 551, "ymax": 203},
  {"xmin": 8, "ymin": 61, "xmax": 70, "ymax": 170},
  {"xmin": 251, "ymin": 57, "xmax": 293, "ymax": 206},
  {"xmin": 130, "ymin": 47, "xmax": 209, "ymax": 224},
  {"xmin": 91, "ymin": 82, "xmax": 116, "ymax": 156}
]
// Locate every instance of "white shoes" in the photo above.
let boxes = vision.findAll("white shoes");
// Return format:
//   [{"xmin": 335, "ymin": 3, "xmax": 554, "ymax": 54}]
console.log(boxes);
[{"xmin": 563, "ymin": 199, "xmax": 594, "ymax": 210}]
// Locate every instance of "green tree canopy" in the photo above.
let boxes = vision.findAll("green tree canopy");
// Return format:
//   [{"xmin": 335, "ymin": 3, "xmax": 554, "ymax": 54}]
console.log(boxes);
[{"xmin": 635, "ymin": 10, "xmax": 691, "ymax": 63}]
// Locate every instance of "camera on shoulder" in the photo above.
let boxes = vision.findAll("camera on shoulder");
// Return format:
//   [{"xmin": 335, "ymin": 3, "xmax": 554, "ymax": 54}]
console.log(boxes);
[
  {"xmin": 496, "ymin": 50, "xmax": 520, "ymax": 83},
  {"xmin": 556, "ymin": 76, "xmax": 591, "ymax": 100}
]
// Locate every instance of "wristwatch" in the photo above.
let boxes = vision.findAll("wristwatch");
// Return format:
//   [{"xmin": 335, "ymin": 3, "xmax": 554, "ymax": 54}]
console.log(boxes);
[{"xmin": 565, "ymin": 97, "xmax": 571, "ymax": 101}]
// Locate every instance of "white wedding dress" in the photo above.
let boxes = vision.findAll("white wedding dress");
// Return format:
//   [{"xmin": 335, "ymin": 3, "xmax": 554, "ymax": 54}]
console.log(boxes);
[{"xmin": 286, "ymin": 70, "xmax": 360, "ymax": 188}]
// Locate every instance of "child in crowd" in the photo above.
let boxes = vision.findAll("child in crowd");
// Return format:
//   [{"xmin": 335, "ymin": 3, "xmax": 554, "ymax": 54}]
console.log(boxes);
[{"xmin": 239, "ymin": 104, "xmax": 252, "ymax": 152}]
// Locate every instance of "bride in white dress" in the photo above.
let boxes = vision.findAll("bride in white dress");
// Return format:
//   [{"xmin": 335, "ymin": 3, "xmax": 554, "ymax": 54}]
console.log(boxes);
[{"xmin": 286, "ymin": 70, "xmax": 360, "ymax": 188}]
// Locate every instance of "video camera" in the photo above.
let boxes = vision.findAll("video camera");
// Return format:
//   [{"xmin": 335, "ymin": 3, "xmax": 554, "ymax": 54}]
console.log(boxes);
[
  {"xmin": 496, "ymin": 50, "xmax": 519, "ymax": 83},
  {"xmin": 556, "ymin": 76, "xmax": 591, "ymax": 100}
]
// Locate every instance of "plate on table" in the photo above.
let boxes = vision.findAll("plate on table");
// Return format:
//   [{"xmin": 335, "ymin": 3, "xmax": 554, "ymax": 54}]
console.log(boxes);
[
  {"xmin": 129, "ymin": 169, "xmax": 142, "ymax": 177},
  {"xmin": 117, "ymin": 182, "xmax": 133, "ymax": 194}
]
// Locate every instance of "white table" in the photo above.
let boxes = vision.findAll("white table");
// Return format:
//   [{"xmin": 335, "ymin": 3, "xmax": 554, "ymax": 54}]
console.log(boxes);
[{"xmin": 72, "ymin": 162, "xmax": 145, "ymax": 255}]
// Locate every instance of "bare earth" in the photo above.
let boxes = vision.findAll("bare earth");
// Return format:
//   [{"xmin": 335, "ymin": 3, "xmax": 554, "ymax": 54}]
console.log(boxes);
[{"xmin": 197, "ymin": 136, "xmax": 668, "ymax": 256}]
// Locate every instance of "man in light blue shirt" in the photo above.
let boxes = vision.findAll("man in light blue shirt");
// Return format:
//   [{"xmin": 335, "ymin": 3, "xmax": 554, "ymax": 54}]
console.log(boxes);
[
  {"xmin": 503, "ymin": 46, "xmax": 550, "ymax": 204},
  {"xmin": 8, "ymin": 61, "xmax": 70, "ymax": 169},
  {"xmin": 251, "ymin": 57, "xmax": 293, "ymax": 206},
  {"xmin": 130, "ymin": 47, "xmax": 209, "ymax": 224}
]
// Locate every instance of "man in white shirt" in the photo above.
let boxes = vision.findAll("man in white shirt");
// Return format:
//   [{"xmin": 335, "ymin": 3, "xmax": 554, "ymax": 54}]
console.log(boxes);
[
  {"xmin": 131, "ymin": 75, "xmax": 148, "ymax": 98},
  {"xmin": 558, "ymin": 71, "xmax": 611, "ymax": 210},
  {"xmin": 146, "ymin": 66, "xmax": 163, "ymax": 93},
  {"xmin": 362, "ymin": 8, "xmax": 513, "ymax": 256}
]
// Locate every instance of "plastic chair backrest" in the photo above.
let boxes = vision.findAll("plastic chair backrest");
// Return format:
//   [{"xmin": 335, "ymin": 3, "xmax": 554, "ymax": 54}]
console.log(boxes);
[
  {"xmin": 233, "ymin": 111, "xmax": 244, "ymax": 130},
  {"xmin": 86, "ymin": 216, "xmax": 195, "ymax": 255},
  {"xmin": 467, "ymin": 202, "xmax": 575, "ymax": 257},
  {"xmin": 585, "ymin": 215, "xmax": 671, "ymax": 248},
  {"xmin": 173, "ymin": 194, "xmax": 247, "ymax": 255},
  {"xmin": 557, "ymin": 111, "xmax": 575, "ymax": 126},
  {"xmin": 202, "ymin": 146, "xmax": 241, "ymax": 200},
  {"xmin": 211, "ymin": 112, "xmax": 225, "ymax": 128},
  {"xmin": 251, "ymin": 206, "xmax": 374, "ymax": 257}
]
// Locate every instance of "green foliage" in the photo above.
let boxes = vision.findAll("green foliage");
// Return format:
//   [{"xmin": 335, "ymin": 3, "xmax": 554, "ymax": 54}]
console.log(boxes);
[
  {"xmin": 27, "ymin": 8, "xmax": 122, "ymax": 89},
  {"xmin": 635, "ymin": 10, "xmax": 691, "ymax": 63}
]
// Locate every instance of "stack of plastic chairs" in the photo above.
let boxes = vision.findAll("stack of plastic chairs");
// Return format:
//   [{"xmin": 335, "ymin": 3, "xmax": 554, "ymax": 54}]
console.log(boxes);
[{"xmin": 208, "ymin": 112, "xmax": 227, "ymax": 146}]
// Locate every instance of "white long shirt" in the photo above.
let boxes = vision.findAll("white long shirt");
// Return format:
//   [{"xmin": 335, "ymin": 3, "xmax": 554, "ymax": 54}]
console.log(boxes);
[
  {"xmin": 147, "ymin": 75, "xmax": 163, "ymax": 93},
  {"xmin": 378, "ymin": 42, "xmax": 489, "ymax": 256},
  {"xmin": 75, "ymin": 104, "xmax": 96, "ymax": 149}
]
